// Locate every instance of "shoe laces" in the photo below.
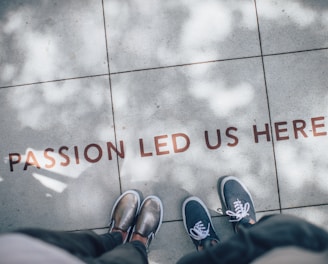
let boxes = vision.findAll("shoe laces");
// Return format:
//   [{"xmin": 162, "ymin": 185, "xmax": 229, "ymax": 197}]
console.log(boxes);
[
  {"xmin": 189, "ymin": 221, "xmax": 210, "ymax": 240},
  {"xmin": 226, "ymin": 199, "xmax": 250, "ymax": 222}
]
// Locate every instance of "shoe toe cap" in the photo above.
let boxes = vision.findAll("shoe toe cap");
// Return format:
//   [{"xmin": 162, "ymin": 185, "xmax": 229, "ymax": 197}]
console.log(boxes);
[
  {"xmin": 114, "ymin": 193, "xmax": 139, "ymax": 231},
  {"xmin": 135, "ymin": 197, "xmax": 163, "ymax": 237}
]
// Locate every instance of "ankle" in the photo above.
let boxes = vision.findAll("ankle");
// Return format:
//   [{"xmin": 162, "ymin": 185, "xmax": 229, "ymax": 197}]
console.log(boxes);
[
  {"xmin": 236, "ymin": 218, "xmax": 256, "ymax": 232},
  {"xmin": 111, "ymin": 228, "xmax": 128, "ymax": 243},
  {"xmin": 131, "ymin": 233, "xmax": 147, "ymax": 246},
  {"xmin": 197, "ymin": 239, "xmax": 218, "ymax": 251}
]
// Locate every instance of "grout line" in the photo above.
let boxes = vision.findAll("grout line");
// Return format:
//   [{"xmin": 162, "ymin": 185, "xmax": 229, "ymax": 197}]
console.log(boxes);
[
  {"xmin": 152, "ymin": 202, "xmax": 328, "ymax": 225},
  {"xmin": 0, "ymin": 74, "xmax": 109, "ymax": 89},
  {"xmin": 1, "ymin": 47, "xmax": 327, "ymax": 90},
  {"xmin": 254, "ymin": 0, "xmax": 282, "ymax": 214},
  {"xmin": 110, "ymin": 55, "xmax": 263, "ymax": 75},
  {"xmin": 262, "ymin": 47, "xmax": 328, "ymax": 58},
  {"xmin": 101, "ymin": 0, "xmax": 123, "ymax": 194},
  {"xmin": 69, "ymin": 202, "xmax": 328, "ymax": 232},
  {"xmin": 163, "ymin": 203, "xmax": 328, "ymax": 224},
  {"xmin": 280, "ymin": 203, "xmax": 328, "ymax": 211},
  {"xmin": 104, "ymin": 47, "xmax": 328, "ymax": 76}
]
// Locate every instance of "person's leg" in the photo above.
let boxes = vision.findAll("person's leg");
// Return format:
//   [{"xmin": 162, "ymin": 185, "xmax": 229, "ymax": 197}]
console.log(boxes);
[
  {"xmin": 96, "ymin": 196, "xmax": 163, "ymax": 264},
  {"xmin": 96, "ymin": 241, "xmax": 147, "ymax": 264},
  {"xmin": 16, "ymin": 190, "xmax": 142, "ymax": 261},
  {"xmin": 15, "ymin": 228, "xmax": 121, "ymax": 259},
  {"xmin": 177, "ymin": 214, "xmax": 328, "ymax": 264},
  {"xmin": 178, "ymin": 176, "xmax": 328, "ymax": 264},
  {"xmin": 178, "ymin": 175, "xmax": 256, "ymax": 264}
]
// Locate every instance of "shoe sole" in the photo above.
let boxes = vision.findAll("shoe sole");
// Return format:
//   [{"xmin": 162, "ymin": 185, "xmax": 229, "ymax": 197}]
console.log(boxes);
[
  {"xmin": 182, "ymin": 196, "xmax": 216, "ymax": 235},
  {"xmin": 217, "ymin": 175, "xmax": 255, "ymax": 213}
]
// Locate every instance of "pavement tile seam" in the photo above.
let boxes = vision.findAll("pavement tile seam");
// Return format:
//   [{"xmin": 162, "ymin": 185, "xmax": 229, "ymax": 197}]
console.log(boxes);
[
  {"xmin": 58, "ymin": 203, "xmax": 328, "ymax": 233},
  {"xmin": 1, "ymin": 48, "xmax": 328, "ymax": 89}
]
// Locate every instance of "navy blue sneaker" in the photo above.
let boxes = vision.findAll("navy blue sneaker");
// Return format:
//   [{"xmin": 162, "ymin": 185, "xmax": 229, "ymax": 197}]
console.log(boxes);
[
  {"xmin": 182, "ymin": 196, "xmax": 219, "ymax": 250},
  {"xmin": 218, "ymin": 176, "xmax": 256, "ymax": 232}
]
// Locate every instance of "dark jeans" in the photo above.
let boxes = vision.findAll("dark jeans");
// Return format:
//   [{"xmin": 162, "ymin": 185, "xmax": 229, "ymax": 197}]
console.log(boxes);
[
  {"xmin": 177, "ymin": 214, "xmax": 328, "ymax": 264},
  {"xmin": 15, "ymin": 228, "xmax": 148, "ymax": 264}
]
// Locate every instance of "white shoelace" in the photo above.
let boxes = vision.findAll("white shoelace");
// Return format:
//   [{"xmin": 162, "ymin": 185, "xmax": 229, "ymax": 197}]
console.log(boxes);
[
  {"xmin": 189, "ymin": 221, "xmax": 210, "ymax": 240},
  {"xmin": 226, "ymin": 199, "xmax": 250, "ymax": 222}
]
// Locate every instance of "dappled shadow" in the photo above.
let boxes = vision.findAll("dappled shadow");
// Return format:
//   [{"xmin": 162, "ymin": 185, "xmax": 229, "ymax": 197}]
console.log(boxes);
[
  {"xmin": 106, "ymin": 0, "xmax": 328, "ymax": 224},
  {"xmin": 256, "ymin": 0, "xmax": 328, "ymax": 54},
  {"xmin": 0, "ymin": 0, "xmax": 108, "ymax": 87},
  {"xmin": 111, "ymin": 57, "xmax": 279, "ymax": 222},
  {"xmin": 105, "ymin": 0, "xmax": 261, "ymax": 73},
  {"xmin": 0, "ymin": 0, "xmax": 327, "ymax": 262},
  {"xmin": 0, "ymin": 76, "xmax": 121, "ymax": 231},
  {"xmin": 264, "ymin": 50, "xmax": 328, "ymax": 208}
]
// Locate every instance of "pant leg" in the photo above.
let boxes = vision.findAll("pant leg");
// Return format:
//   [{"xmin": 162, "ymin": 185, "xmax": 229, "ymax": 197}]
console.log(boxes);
[
  {"xmin": 15, "ymin": 228, "xmax": 122, "ymax": 260},
  {"xmin": 177, "ymin": 214, "xmax": 328, "ymax": 264},
  {"xmin": 96, "ymin": 241, "xmax": 148, "ymax": 264}
]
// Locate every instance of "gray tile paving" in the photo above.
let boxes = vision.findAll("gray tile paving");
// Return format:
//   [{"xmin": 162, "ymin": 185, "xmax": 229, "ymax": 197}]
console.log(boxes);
[
  {"xmin": 0, "ymin": 77, "xmax": 120, "ymax": 231},
  {"xmin": 104, "ymin": 0, "xmax": 261, "ymax": 72},
  {"xmin": 257, "ymin": 0, "xmax": 328, "ymax": 54},
  {"xmin": 264, "ymin": 50, "xmax": 328, "ymax": 208},
  {"xmin": 282, "ymin": 205, "xmax": 328, "ymax": 231},
  {"xmin": 111, "ymin": 58, "xmax": 280, "ymax": 222},
  {"xmin": 0, "ymin": 0, "xmax": 108, "ymax": 87},
  {"xmin": 0, "ymin": 0, "xmax": 327, "ymax": 263}
]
